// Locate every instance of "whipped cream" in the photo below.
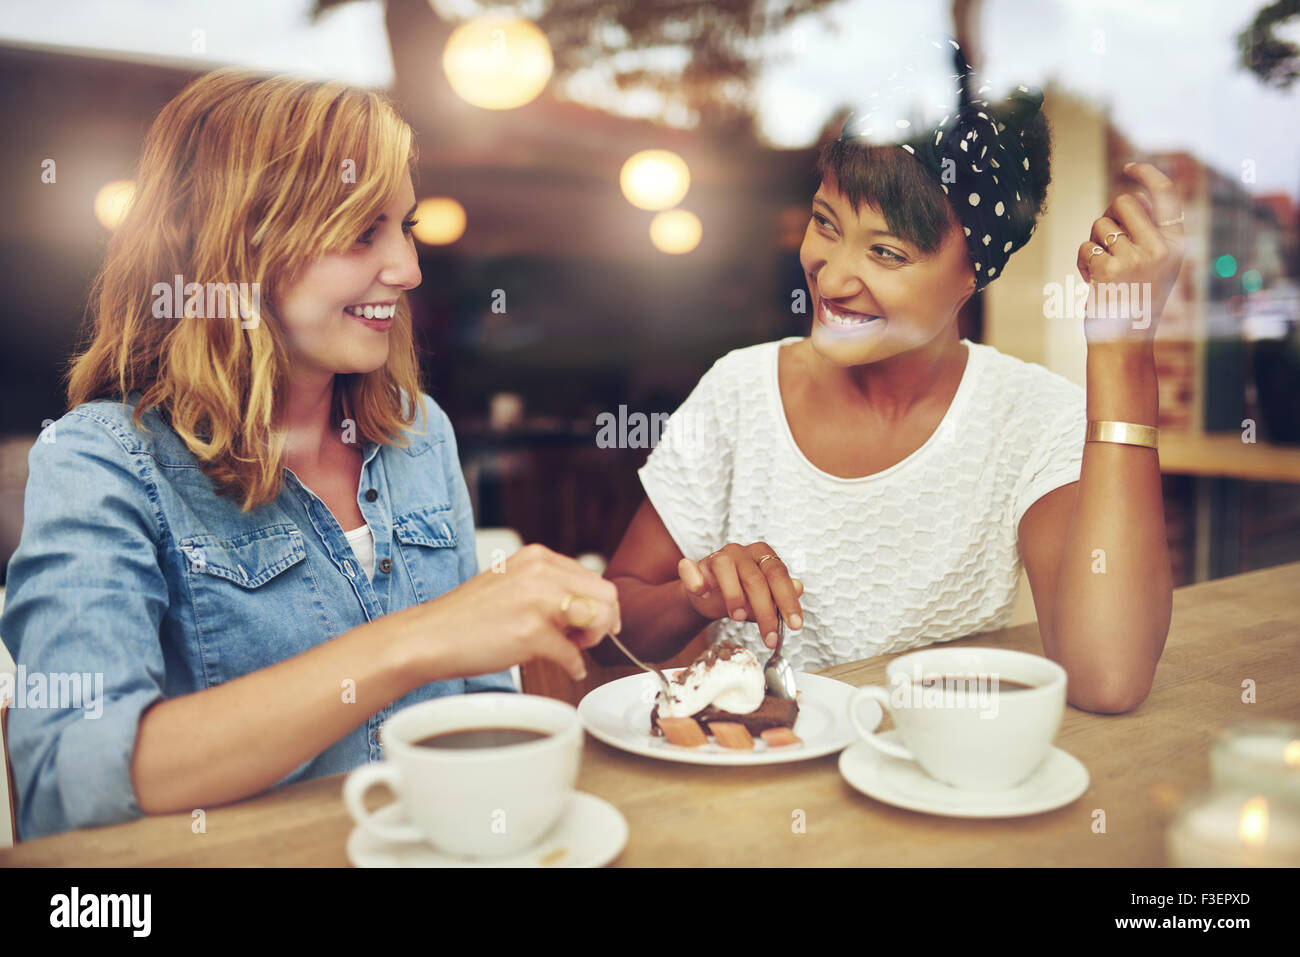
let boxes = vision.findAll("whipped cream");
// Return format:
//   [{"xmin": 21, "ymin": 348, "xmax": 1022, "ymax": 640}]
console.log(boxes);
[{"xmin": 655, "ymin": 640, "xmax": 766, "ymax": 718}]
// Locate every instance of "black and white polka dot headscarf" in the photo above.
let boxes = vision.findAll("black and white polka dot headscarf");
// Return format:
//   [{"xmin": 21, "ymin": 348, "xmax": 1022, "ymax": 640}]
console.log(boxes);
[{"xmin": 838, "ymin": 37, "xmax": 1044, "ymax": 291}]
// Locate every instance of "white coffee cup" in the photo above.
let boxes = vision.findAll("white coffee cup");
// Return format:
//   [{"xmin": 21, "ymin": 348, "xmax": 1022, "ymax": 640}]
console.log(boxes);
[
  {"xmin": 847, "ymin": 647, "xmax": 1067, "ymax": 791},
  {"xmin": 343, "ymin": 693, "xmax": 581, "ymax": 858}
]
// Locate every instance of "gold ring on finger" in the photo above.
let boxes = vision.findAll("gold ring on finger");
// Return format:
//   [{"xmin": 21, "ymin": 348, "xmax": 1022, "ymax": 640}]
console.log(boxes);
[
  {"xmin": 1103, "ymin": 231, "xmax": 1128, "ymax": 247},
  {"xmin": 1088, "ymin": 246, "xmax": 1106, "ymax": 261},
  {"xmin": 1156, "ymin": 214, "xmax": 1184, "ymax": 227},
  {"xmin": 560, "ymin": 593, "xmax": 598, "ymax": 628},
  {"xmin": 757, "ymin": 554, "xmax": 781, "ymax": 569}
]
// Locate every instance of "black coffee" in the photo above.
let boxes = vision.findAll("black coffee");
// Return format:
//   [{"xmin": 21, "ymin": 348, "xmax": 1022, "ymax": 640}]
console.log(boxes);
[
  {"xmin": 914, "ymin": 675, "xmax": 1038, "ymax": 691},
  {"xmin": 413, "ymin": 727, "xmax": 549, "ymax": 749}
]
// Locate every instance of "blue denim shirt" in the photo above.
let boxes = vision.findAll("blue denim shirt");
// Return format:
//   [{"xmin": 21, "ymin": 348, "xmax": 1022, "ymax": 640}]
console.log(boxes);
[{"xmin": 0, "ymin": 389, "xmax": 514, "ymax": 841}]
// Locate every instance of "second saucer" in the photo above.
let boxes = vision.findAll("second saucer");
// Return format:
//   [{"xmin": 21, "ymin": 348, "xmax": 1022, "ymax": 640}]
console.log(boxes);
[{"xmin": 839, "ymin": 730, "xmax": 1090, "ymax": 818}]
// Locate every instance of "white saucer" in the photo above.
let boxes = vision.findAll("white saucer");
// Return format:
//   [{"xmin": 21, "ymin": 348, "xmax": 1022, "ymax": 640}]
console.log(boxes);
[
  {"xmin": 838, "ymin": 731, "xmax": 1090, "ymax": 818},
  {"xmin": 346, "ymin": 791, "xmax": 628, "ymax": 867}
]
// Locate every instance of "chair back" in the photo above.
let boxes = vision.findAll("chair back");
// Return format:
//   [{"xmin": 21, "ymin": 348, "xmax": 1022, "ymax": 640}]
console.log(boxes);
[{"xmin": 474, "ymin": 528, "xmax": 526, "ymax": 692}]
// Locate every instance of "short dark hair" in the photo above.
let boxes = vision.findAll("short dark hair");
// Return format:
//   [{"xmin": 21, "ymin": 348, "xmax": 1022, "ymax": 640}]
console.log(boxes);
[{"xmin": 815, "ymin": 103, "xmax": 1053, "ymax": 259}]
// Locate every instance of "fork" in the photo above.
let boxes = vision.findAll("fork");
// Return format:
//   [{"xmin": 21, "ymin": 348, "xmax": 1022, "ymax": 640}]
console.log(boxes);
[
  {"xmin": 603, "ymin": 631, "xmax": 676, "ymax": 702},
  {"xmin": 764, "ymin": 614, "xmax": 799, "ymax": 700}
]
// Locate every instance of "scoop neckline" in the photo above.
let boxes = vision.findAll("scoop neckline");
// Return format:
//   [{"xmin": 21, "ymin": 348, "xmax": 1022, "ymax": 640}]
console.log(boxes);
[{"xmin": 769, "ymin": 336, "xmax": 981, "ymax": 485}]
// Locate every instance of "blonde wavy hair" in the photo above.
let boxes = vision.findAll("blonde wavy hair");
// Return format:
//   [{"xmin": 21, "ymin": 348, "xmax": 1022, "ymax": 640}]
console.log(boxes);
[{"xmin": 66, "ymin": 69, "xmax": 424, "ymax": 511}]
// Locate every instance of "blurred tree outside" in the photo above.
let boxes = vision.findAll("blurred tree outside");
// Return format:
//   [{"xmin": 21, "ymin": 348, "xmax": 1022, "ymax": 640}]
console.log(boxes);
[{"xmin": 1237, "ymin": 0, "xmax": 1300, "ymax": 89}]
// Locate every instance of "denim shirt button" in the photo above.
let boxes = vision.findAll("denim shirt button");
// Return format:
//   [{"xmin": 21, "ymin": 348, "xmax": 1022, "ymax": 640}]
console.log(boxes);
[
  {"xmin": 378, "ymin": 557, "xmax": 393, "ymax": 574},
  {"xmin": 364, "ymin": 488, "xmax": 379, "ymax": 502}
]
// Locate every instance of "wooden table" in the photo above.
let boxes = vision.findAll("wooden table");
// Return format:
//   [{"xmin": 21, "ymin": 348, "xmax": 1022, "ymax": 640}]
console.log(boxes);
[
  {"xmin": 1158, "ymin": 432, "xmax": 1300, "ymax": 583},
  {"xmin": 3, "ymin": 562, "xmax": 1297, "ymax": 867}
]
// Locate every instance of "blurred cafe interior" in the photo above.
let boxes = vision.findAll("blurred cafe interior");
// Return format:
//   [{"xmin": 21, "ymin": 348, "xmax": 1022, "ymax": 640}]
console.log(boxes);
[{"xmin": 1, "ymin": 1, "xmax": 1299, "ymax": 720}]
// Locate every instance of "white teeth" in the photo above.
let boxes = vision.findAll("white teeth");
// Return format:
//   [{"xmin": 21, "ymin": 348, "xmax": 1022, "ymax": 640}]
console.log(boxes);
[
  {"xmin": 821, "ymin": 301, "xmax": 881, "ymax": 326},
  {"xmin": 346, "ymin": 304, "xmax": 394, "ymax": 319}
]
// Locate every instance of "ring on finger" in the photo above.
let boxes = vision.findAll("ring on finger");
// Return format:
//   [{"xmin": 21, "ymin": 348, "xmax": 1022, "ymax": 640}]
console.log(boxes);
[
  {"xmin": 757, "ymin": 554, "xmax": 781, "ymax": 569},
  {"xmin": 560, "ymin": 593, "xmax": 598, "ymax": 628},
  {"xmin": 1103, "ymin": 230, "xmax": 1128, "ymax": 247},
  {"xmin": 1088, "ymin": 246, "xmax": 1107, "ymax": 261}
]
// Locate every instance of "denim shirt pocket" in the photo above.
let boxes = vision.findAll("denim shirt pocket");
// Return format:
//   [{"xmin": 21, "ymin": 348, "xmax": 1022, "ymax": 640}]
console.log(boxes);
[
  {"xmin": 179, "ymin": 524, "xmax": 323, "ymax": 684},
  {"xmin": 392, "ymin": 505, "xmax": 461, "ymax": 605}
]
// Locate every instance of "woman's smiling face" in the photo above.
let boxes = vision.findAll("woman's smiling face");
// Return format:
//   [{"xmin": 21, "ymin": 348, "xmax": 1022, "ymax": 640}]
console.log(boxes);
[
  {"xmin": 799, "ymin": 173, "xmax": 976, "ymax": 367},
  {"xmin": 275, "ymin": 174, "xmax": 422, "ymax": 380}
]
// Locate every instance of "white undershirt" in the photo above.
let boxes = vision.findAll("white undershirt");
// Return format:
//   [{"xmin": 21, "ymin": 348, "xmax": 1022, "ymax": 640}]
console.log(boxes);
[
  {"xmin": 343, "ymin": 523, "xmax": 376, "ymax": 582},
  {"xmin": 292, "ymin": 474, "xmax": 377, "ymax": 583},
  {"xmin": 638, "ymin": 337, "xmax": 1087, "ymax": 671}
]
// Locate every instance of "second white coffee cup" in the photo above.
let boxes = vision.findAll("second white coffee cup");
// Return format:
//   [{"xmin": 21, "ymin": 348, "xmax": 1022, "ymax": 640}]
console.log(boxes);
[{"xmin": 847, "ymin": 647, "xmax": 1067, "ymax": 791}]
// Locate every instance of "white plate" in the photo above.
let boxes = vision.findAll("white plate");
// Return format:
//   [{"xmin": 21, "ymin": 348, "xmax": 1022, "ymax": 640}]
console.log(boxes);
[
  {"xmin": 838, "ymin": 731, "xmax": 1091, "ymax": 818},
  {"xmin": 346, "ymin": 791, "xmax": 627, "ymax": 867},
  {"xmin": 578, "ymin": 669, "xmax": 870, "ymax": 765}
]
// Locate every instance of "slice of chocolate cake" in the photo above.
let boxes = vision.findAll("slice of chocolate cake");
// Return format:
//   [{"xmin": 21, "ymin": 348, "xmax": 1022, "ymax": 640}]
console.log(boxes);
[
  {"xmin": 649, "ymin": 694, "xmax": 799, "ymax": 737},
  {"xmin": 695, "ymin": 694, "xmax": 799, "ymax": 733}
]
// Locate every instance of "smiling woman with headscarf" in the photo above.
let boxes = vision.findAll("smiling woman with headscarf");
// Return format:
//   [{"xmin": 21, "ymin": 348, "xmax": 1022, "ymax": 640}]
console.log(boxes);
[{"xmin": 595, "ymin": 37, "xmax": 1185, "ymax": 715}]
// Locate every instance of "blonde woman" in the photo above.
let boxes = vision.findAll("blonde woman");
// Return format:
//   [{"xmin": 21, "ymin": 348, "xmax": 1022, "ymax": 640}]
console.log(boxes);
[
  {"xmin": 597, "ymin": 42, "xmax": 1182, "ymax": 714},
  {"xmin": 1, "ymin": 70, "xmax": 617, "ymax": 841}
]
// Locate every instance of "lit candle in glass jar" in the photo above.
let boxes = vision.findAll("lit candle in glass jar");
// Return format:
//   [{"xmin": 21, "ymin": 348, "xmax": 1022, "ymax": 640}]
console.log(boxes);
[
  {"xmin": 1167, "ymin": 790, "xmax": 1300, "ymax": 867},
  {"xmin": 1210, "ymin": 719, "xmax": 1300, "ymax": 804}
]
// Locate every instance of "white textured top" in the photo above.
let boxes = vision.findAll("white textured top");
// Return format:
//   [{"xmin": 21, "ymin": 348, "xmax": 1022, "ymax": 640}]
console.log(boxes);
[
  {"xmin": 344, "ymin": 523, "xmax": 376, "ymax": 582},
  {"xmin": 638, "ymin": 337, "xmax": 1087, "ymax": 671}
]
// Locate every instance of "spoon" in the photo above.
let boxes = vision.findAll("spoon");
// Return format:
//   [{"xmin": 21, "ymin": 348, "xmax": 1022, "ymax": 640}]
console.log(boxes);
[{"xmin": 764, "ymin": 614, "xmax": 799, "ymax": 700}]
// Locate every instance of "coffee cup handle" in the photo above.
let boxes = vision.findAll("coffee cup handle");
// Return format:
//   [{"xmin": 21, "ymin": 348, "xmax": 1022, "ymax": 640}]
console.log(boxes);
[
  {"xmin": 343, "ymin": 763, "xmax": 427, "ymax": 844},
  {"xmin": 848, "ymin": 686, "xmax": 916, "ymax": 762}
]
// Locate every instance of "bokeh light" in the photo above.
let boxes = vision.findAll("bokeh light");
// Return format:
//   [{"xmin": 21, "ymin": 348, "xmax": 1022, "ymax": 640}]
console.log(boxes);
[
  {"xmin": 443, "ymin": 17, "xmax": 553, "ymax": 110},
  {"xmin": 1241, "ymin": 269, "xmax": 1263, "ymax": 293},
  {"xmin": 411, "ymin": 197, "xmax": 466, "ymax": 245},
  {"xmin": 620, "ymin": 150, "xmax": 690, "ymax": 211},
  {"xmin": 1214, "ymin": 254, "xmax": 1237, "ymax": 278},
  {"xmin": 649, "ymin": 209, "xmax": 702, "ymax": 254},
  {"xmin": 93, "ymin": 179, "xmax": 135, "ymax": 231}
]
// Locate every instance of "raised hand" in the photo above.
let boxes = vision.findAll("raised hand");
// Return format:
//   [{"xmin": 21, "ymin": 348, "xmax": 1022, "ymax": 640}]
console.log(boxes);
[{"xmin": 1076, "ymin": 161, "xmax": 1186, "ymax": 345}]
